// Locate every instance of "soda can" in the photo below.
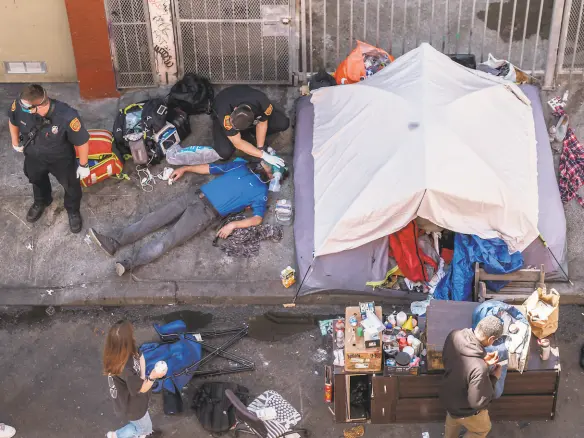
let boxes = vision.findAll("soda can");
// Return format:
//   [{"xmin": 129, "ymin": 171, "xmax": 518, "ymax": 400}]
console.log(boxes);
[{"xmin": 324, "ymin": 382, "xmax": 333, "ymax": 403}]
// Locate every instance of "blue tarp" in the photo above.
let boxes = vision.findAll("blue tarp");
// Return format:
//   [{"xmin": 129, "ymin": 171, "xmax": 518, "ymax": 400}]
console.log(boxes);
[
  {"xmin": 139, "ymin": 320, "xmax": 202, "ymax": 394},
  {"xmin": 434, "ymin": 234, "xmax": 524, "ymax": 301}
]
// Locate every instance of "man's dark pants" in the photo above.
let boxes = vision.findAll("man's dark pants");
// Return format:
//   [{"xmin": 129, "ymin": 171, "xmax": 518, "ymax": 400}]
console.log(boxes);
[
  {"xmin": 24, "ymin": 155, "xmax": 82, "ymax": 213},
  {"xmin": 211, "ymin": 107, "xmax": 290, "ymax": 159},
  {"xmin": 110, "ymin": 191, "xmax": 219, "ymax": 269}
]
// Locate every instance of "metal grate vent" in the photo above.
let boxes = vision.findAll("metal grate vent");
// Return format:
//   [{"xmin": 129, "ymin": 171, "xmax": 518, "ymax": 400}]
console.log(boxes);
[
  {"xmin": 106, "ymin": 0, "xmax": 157, "ymax": 88},
  {"xmin": 175, "ymin": 0, "xmax": 293, "ymax": 83},
  {"xmin": 561, "ymin": 0, "xmax": 584, "ymax": 70}
]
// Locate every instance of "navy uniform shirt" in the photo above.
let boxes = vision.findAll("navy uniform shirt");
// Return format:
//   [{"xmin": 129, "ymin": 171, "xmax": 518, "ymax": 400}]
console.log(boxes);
[
  {"xmin": 9, "ymin": 98, "xmax": 90, "ymax": 162},
  {"xmin": 213, "ymin": 85, "xmax": 274, "ymax": 137}
]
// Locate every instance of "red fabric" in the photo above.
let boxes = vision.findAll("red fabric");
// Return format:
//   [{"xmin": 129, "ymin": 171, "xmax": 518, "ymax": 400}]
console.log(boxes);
[
  {"xmin": 441, "ymin": 248, "xmax": 454, "ymax": 265},
  {"xmin": 388, "ymin": 221, "xmax": 438, "ymax": 282},
  {"xmin": 559, "ymin": 127, "xmax": 584, "ymax": 207}
]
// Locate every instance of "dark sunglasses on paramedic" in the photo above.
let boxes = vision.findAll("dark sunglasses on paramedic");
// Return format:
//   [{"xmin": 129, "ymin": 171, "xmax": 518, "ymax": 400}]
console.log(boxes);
[{"xmin": 19, "ymin": 90, "xmax": 48, "ymax": 113}]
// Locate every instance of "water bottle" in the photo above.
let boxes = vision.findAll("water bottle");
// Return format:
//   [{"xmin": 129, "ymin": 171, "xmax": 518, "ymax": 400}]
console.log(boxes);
[{"xmin": 269, "ymin": 171, "xmax": 282, "ymax": 192}]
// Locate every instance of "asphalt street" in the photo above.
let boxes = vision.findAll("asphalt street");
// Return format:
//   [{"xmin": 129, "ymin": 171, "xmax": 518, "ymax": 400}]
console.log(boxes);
[{"xmin": 1, "ymin": 303, "xmax": 583, "ymax": 438}]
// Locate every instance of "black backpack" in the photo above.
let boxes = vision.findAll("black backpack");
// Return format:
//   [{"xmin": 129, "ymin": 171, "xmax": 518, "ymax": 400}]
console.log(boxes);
[
  {"xmin": 168, "ymin": 73, "xmax": 214, "ymax": 115},
  {"xmin": 141, "ymin": 98, "xmax": 169, "ymax": 135},
  {"xmin": 112, "ymin": 102, "xmax": 146, "ymax": 159},
  {"xmin": 192, "ymin": 382, "xmax": 249, "ymax": 435}
]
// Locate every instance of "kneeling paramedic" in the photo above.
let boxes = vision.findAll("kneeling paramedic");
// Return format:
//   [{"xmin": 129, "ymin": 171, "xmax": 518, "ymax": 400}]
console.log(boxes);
[
  {"xmin": 8, "ymin": 84, "xmax": 90, "ymax": 233},
  {"xmin": 168, "ymin": 85, "xmax": 287, "ymax": 169},
  {"xmin": 88, "ymin": 159, "xmax": 273, "ymax": 275}
]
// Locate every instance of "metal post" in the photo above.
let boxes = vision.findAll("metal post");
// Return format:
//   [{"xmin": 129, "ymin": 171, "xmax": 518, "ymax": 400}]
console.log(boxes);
[
  {"xmin": 301, "ymin": 0, "xmax": 307, "ymax": 81},
  {"xmin": 532, "ymin": 0, "xmax": 546, "ymax": 73},
  {"xmin": 309, "ymin": 0, "xmax": 313, "ymax": 73},
  {"xmin": 324, "ymin": 0, "xmax": 327, "ymax": 69},
  {"xmin": 556, "ymin": 0, "xmax": 573, "ymax": 76},
  {"xmin": 543, "ymin": 0, "xmax": 567, "ymax": 90}
]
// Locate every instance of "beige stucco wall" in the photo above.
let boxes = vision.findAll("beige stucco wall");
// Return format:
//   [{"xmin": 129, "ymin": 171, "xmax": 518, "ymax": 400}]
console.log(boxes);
[{"xmin": 0, "ymin": 0, "xmax": 77, "ymax": 82}]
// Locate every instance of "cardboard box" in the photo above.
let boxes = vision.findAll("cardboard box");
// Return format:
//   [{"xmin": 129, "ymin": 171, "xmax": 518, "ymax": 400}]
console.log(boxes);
[{"xmin": 345, "ymin": 306, "xmax": 383, "ymax": 373}]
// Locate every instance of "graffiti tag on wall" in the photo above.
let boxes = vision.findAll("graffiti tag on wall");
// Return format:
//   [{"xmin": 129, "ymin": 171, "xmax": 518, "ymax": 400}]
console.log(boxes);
[{"xmin": 147, "ymin": 0, "xmax": 177, "ymax": 83}]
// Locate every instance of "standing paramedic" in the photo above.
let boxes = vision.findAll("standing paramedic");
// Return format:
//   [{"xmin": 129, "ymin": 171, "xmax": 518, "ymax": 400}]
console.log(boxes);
[{"xmin": 8, "ymin": 84, "xmax": 90, "ymax": 233}]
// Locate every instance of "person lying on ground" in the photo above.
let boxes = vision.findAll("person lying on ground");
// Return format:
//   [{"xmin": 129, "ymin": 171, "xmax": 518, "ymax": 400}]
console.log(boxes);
[
  {"xmin": 165, "ymin": 85, "xmax": 287, "ymax": 168},
  {"xmin": 88, "ymin": 159, "xmax": 275, "ymax": 276}
]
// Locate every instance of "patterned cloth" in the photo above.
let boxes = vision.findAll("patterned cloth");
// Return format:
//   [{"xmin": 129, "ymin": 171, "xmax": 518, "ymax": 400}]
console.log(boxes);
[
  {"xmin": 215, "ymin": 214, "xmax": 284, "ymax": 257},
  {"xmin": 247, "ymin": 390, "xmax": 301, "ymax": 438},
  {"xmin": 559, "ymin": 127, "xmax": 584, "ymax": 207}
]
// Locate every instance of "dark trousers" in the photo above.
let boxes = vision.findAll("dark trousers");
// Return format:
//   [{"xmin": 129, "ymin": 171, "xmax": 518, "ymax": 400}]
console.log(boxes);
[
  {"xmin": 23, "ymin": 155, "xmax": 82, "ymax": 213},
  {"xmin": 212, "ymin": 107, "xmax": 290, "ymax": 159},
  {"xmin": 110, "ymin": 191, "xmax": 219, "ymax": 269}
]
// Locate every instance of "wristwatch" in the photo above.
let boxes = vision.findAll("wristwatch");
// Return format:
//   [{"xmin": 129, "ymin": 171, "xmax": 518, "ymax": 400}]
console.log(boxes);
[
  {"xmin": 80, "ymin": 162, "xmax": 89, "ymax": 168},
  {"xmin": 146, "ymin": 376, "xmax": 156, "ymax": 382}
]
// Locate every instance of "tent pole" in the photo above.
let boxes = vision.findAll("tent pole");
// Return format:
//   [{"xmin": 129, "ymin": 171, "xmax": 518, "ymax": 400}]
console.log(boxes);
[
  {"xmin": 539, "ymin": 234, "xmax": 573, "ymax": 285},
  {"xmin": 283, "ymin": 258, "xmax": 315, "ymax": 308}
]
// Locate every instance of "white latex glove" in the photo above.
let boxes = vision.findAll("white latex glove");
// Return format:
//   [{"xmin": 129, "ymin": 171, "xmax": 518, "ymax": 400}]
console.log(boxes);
[
  {"xmin": 76, "ymin": 165, "xmax": 91, "ymax": 179},
  {"xmin": 13, "ymin": 144, "xmax": 23, "ymax": 153},
  {"xmin": 261, "ymin": 151, "xmax": 285, "ymax": 168}
]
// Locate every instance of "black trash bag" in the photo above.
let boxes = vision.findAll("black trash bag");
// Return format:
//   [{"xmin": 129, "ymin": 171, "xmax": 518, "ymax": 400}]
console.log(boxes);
[
  {"xmin": 447, "ymin": 54, "xmax": 477, "ymax": 70},
  {"xmin": 168, "ymin": 73, "xmax": 214, "ymax": 115},
  {"xmin": 309, "ymin": 69, "xmax": 337, "ymax": 91},
  {"xmin": 192, "ymin": 382, "xmax": 249, "ymax": 435}
]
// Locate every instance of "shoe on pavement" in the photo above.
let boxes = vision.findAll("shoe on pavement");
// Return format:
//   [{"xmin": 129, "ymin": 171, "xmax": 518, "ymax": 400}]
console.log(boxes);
[
  {"xmin": 0, "ymin": 423, "xmax": 16, "ymax": 438},
  {"xmin": 68, "ymin": 211, "xmax": 83, "ymax": 234},
  {"xmin": 26, "ymin": 201, "xmax": 51, "ymax": 223},
  {"xmin": 88, "ymin": 228, "xmax": 120, "ymax": 257},
  {"xmin": 115, "ymin": 260, "xmax": 131, "ymax": 276}
]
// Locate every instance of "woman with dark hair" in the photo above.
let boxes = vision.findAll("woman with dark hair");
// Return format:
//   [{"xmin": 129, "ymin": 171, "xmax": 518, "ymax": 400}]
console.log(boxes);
[{"xmin": 103, "ymin": 321, "xmax": 166, "ymax": 438}]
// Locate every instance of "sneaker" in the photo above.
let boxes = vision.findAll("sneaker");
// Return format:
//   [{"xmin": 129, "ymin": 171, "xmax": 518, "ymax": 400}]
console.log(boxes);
[
  {"xmin": 68, "ymin": 211, "xmax": 83, "ymax": 234},
  {"xmin": 0, "ymin": 423, "xmax": 16, "ymax": 438},
  {"xmin": 88, "ymin": 228, "xmax": 120, "ymax": 257},
  {"xmin": 106, "ymin": 432, "xmax": 116, "ymax": 438},
  {"xmin": 115, "ymin": 260, "xmax": 131, "ymax": 276},
  {"xmin": 26, "ymin": 201, "xmax": 51, "ymax": 223}
]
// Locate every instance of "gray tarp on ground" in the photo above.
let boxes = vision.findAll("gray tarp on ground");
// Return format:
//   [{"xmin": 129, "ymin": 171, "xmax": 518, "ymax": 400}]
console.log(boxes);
[{"xmin": 293, "ymin": 84, "xmax": 567, "ymax": 295}]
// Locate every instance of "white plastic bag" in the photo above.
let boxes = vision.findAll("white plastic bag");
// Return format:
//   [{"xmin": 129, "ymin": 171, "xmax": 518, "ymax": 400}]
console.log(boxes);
[{"xmin": 479, "ymin": 54, "xmax": 517, "ymax": 82}]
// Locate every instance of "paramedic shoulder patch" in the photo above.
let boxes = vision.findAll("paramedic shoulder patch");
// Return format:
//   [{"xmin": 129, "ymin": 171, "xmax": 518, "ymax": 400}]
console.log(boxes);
[
  {"xmin": 264, "ymin": 104, "xmax": 273, "ymax": 116},
  {"xmin": 223, "ymin": 115, "xmax": 233, "ymax": 130},
  {"xmin": 11, "ymin": 100, "xmax": 16, "ymax": 112},
  {"xmin": 70, "ymin": 117, "xmax": 81, "ymax": 132}
]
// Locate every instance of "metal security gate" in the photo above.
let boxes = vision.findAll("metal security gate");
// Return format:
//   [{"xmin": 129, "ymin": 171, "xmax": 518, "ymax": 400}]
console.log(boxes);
[
  {"xmin": 300, "ymin": 0, "xmax": 556, "ymax": 78},
  {"xmin": 173, "ymin": 0, "xmax": 297, "ymax": 83},
  {"xmin": 557, "ymin": 0, "xmax": 584, "ymax": 79},
  {"xmin": 105, "ymin": 0, "xmax": 157, "ymax": 88}
]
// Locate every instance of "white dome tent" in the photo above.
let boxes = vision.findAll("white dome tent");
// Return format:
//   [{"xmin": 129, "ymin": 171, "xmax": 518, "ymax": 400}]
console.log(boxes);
[{"xmin": 310, "ymin": 43, "xmax": 539, "ymax": 258}]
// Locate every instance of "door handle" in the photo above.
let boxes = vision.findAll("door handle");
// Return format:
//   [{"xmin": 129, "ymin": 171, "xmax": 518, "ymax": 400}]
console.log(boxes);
[
  {"xmin": 281, "ymin": 17, "xmax": 291, "ymax": 24},
  {"xmin": 382, "ymin": 407, "xmax": 385, "ymax": 416}
]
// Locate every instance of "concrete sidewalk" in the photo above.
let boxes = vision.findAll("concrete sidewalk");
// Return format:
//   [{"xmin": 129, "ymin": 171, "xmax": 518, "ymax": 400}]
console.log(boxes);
[
  {"xmin": 2, "ymin": 82, "xmax": 584, "ymax": 306},
  {"xmin": 0, "ymin": 83, "xmax": 301, "ymax": 305}
]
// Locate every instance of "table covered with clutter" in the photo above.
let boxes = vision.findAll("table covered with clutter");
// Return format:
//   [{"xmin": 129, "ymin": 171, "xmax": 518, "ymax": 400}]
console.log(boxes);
[{"xmin": 326, "ymin": 299, "xmax": 560, "ymax": 424}]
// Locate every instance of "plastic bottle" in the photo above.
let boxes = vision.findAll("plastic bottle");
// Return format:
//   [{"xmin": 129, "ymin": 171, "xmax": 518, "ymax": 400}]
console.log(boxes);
[{"xmin": 269, "ymin": 171, "xmax": 282, "ymax": 192}]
